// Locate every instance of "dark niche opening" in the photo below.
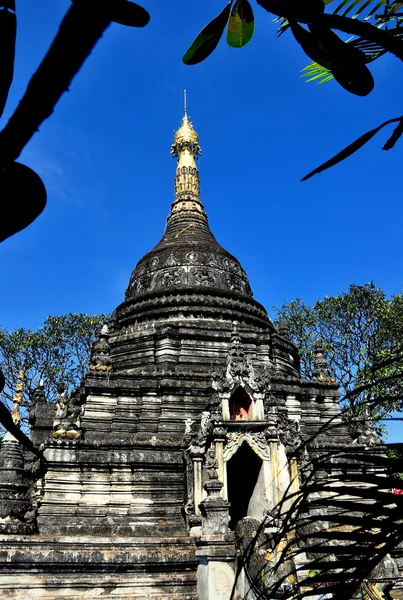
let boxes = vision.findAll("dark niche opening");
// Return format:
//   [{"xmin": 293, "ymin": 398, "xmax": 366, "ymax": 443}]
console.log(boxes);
[
  {"xmin": 227, "ymin": 442, "xmax": 262, "ymax": 530},
  {"xmin": 229, "ymin": 386, "xmax": 252, "ymax": 421}
]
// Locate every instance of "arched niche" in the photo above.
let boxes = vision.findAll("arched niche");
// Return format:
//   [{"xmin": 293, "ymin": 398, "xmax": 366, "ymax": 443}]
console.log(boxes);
[
  {"xmin": 226, "ymin": 442, "xmax": 263, "ymax": 530},
  {"xmin": 229, "ymin": 385, "xmax": 253, "ymax": 421}
]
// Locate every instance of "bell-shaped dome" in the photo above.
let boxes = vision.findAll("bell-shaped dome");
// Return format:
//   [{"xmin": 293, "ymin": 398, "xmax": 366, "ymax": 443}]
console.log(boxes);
[{"xmin": 126, "ymin": 214, "xmax": 253, "ymax": 301}]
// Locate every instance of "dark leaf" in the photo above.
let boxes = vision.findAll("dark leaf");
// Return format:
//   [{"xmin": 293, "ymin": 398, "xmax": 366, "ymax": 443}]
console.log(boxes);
[
  {"xmin": 331, "ymin": 61, "xmax": 374, "ymax": 96},
  {"xmin": 302, "ymin": 117, "xmax": 403, "ymax": 180},
  {"xmin": 110, "ymin": 1, "xmax": 150, "ymax": 28},
  {"xmin": 227, "ymin": 0, "xmax": 255, "ymax": 48},
  {"xmin": 0, "ymin": 5, "xmax": 16, "ymax": 117},
  {"xmin": 71, "ymin": 0, "xmax": 150, "ymax": 27},
  {"xmin": 306, "ymin": 25, "xmax": 375, "ymax": 96},
  {"xmin": 0, "ymin": 162, "xmax": 47, "ymax": 242},
  {"xmin": 383, "ymin": 117, "xmax": 403, "ymax": 150},
  {"xmin": 183, "ymin": 1, "xmax": 233, "ymax": 65},
  {"xmin": 0, "ymin": 1, "xmax": 15, "ymax": 10}
]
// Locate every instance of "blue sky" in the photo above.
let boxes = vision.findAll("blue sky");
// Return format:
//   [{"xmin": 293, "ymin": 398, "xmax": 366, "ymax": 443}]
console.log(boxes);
[{"xmin": 0, "ymin": 1, "xmax": 402, "ymax": 440}]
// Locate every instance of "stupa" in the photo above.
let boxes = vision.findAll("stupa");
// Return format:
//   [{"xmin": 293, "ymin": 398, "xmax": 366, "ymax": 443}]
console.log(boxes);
[{"xmin": 0, "ymin": 102, "xmax": 400, "ymax": 600}]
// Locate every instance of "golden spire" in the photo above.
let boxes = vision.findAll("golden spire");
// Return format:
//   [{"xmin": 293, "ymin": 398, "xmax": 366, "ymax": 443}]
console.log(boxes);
[{"xmin": 169, "ymin": 92, "xmax": 206, "ymax": 219}]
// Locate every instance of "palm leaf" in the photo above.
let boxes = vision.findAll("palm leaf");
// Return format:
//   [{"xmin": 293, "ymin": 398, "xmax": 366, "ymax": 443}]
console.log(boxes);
[
  {"xmin": 333, "ymin": 0, "xmax": 386, "ymax": 20},
  {"xmin": 301, "ymin": 26, "xmax": 403, "ymax": 84}
]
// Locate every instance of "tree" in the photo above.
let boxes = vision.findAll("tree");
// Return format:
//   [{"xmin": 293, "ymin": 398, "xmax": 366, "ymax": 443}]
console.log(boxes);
[
  {"xmin": 0, "ymin": 312, "xmax": 108, "ymax": 425},
  {"xmin": 274, "ymin": 283, "xmax": 403, "ymax": 420}
]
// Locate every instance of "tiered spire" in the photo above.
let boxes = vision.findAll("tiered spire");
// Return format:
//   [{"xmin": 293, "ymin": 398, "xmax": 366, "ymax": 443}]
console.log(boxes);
[{"xmin": 169, "ymin": 91, "xmax": 206, "ymax": 220}]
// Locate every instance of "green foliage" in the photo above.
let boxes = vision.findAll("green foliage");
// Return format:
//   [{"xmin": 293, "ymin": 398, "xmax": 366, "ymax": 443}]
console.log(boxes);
[
  {"xmin": 182, "ymin": 0, "xmax": 255, "ymax": 65},
  {"xmin": 0, "ymin": 312, "xmax": 109, "ymax": 421},
  {"xmin": 387, "ymin": 445, "xmax": 403, "ymax": 481},
  {"xmin": 227, "ymin": 0, "xmax": 255, "ymax": 48},
  {"xmin": 274, "ymin": 283, "xmax": 403, "ymax": 420},
  {"xmin": 183, "ymin": 1, "xmax": 234, "ymax": 65},
  {"xmin": 280, "ymin": 0, "xmax": 402, "ymax": 85}
]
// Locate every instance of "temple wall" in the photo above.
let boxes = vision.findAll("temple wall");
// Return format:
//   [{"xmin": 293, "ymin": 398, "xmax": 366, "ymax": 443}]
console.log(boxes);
[{"xmin": 37, "ymin": 445, "xmax": 186, "ymax": 536}]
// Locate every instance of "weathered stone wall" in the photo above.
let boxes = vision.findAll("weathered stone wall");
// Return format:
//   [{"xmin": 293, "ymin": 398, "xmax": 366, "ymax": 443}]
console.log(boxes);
[{"xmin": 0, "ymin": 536, "xmax": 198, "ymax": 599}]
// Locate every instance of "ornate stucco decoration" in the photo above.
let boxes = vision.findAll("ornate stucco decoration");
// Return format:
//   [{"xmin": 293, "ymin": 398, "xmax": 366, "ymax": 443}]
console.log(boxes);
[
  {"xmin": 52, "ymin": 385, "xmax": 85, "ymax": 441},
  {"xmin": 88, "ymin": 325, "xmax": 112, "ymax": 375},
  {"xmin": 212, "ymin": 324, "xmax": 272, "ymax": 421},
  {"xmin": 212, "ymin": 325, "xmax": 261, "ymax": 393},
  {"xmin": 10, "ymin": 365, "xmax": 25, "ymax": 426},
  {"xmin": 224, "ymin": 431, "xmax": 271, "ymax": 462}
]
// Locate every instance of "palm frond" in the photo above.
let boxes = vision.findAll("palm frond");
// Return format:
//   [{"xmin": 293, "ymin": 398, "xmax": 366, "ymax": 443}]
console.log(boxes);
[
  {"xmin": 333, "ymin": 0, "xmax": 386, "ymax": 21},
  {"xmin": 301, "ymin": 25, "xmax": 403, "ymax": 85}
]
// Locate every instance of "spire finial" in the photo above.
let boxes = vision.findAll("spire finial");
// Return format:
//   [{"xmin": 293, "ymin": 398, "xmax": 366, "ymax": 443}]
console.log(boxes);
[{"xmin": 169, "ymin": 96, "xmax": 206, "ymax": 221}]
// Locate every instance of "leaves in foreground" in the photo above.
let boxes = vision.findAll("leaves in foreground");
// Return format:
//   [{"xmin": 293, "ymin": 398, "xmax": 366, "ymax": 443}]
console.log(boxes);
[
  {"xmin": 183, "ymin": 1, "xmax": 233, "ymax": 65},
  {"xmin": 0, "ymin": 0, "xmax": 16, "ymax": 117},
  {"xmin": 70, "ymin": 0, "xmax": 150, "ymax": 28},
  {"xmin": 227, "ymin": 0, "xmax": 255, "ymax": 48},
  {"xmin": 302, "ymin": 116, "xmax": 403, "ymax": 180},
  {"xmin": 234, "ymin": 446, "xmax": 403, "ymax": 600}
]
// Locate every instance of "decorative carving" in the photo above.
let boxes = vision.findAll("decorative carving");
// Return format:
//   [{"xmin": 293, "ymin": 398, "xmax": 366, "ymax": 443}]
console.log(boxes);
[
  {"xmin": 136, "ymin": 274, "xmax": 152, "ymax": 294},
  {"xmin": 224, "ymin": 432, "xmax": 271, "ymax": 462},
  {"xmin": 183, "ymin": 447, "xmax": 194, "ymax": 517},
  {"xmin": 277, "ymin": 414, "xmax": 302, "ymax": 453},
  {"xmin": 349, "ymin": 407, "xmax": 381, "ymax": 446},
  {"xmin": 212, "ymin": 369, "xmax": 231, "ymax": 394},
  {"xmin": 193, "ymin": 268, "xmax": 216, "ymax": 287},
  {"xmin": 184, "ymin": 418, "xmax": 194, "ymax": 435},
  {"xmin": 214, "ymin": 323, "xmax": 263, "ymax": 398},
  {"xmin": 88, "ymin": 325, "xmax": 112, "ymax": 375},
  {"xmin": 206, "ymin": 393, "xmax": 221, "ymax": 420},
  {"xmin": 204, "ymin": 445, "xmax": 219, "ymax": 480},
  {"xmin": 126, "ymin": 249, "xmax": 255, "ymax": 302},
  {"xmin": 10, "ymin": 366, "xmax": 25, "ymax": 425},
  {"xmin": 161, "ymin": 268, "xmax": 182, "ymax": 288},
  {"xmin": 31, "ymin": 381, "xmax": 46, "ymax": 404},
  {"xmin": 165, "ymin": 253, "xmax": 178, "ymax": 267},
  {"xmin": 226, "ymin": 273, "xmax": 244, "ymax": 294},
  {"xmin": 265, "ymin": 406, "xmax": 280, "ymax": 440},
  {"xmin": 52, "ymin": 385, "xmax": 69, "ymax": 438},
  {"xmin": 52, "ymin": 385, "xmax": 84, "ymax": 440},
  {"xmin": 196, "ymin": 410, "xmax": 213, "ymax": 444},
  {"xmin": 186, "ymin": 251, "xmax": 198, "ymax": 262}
]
